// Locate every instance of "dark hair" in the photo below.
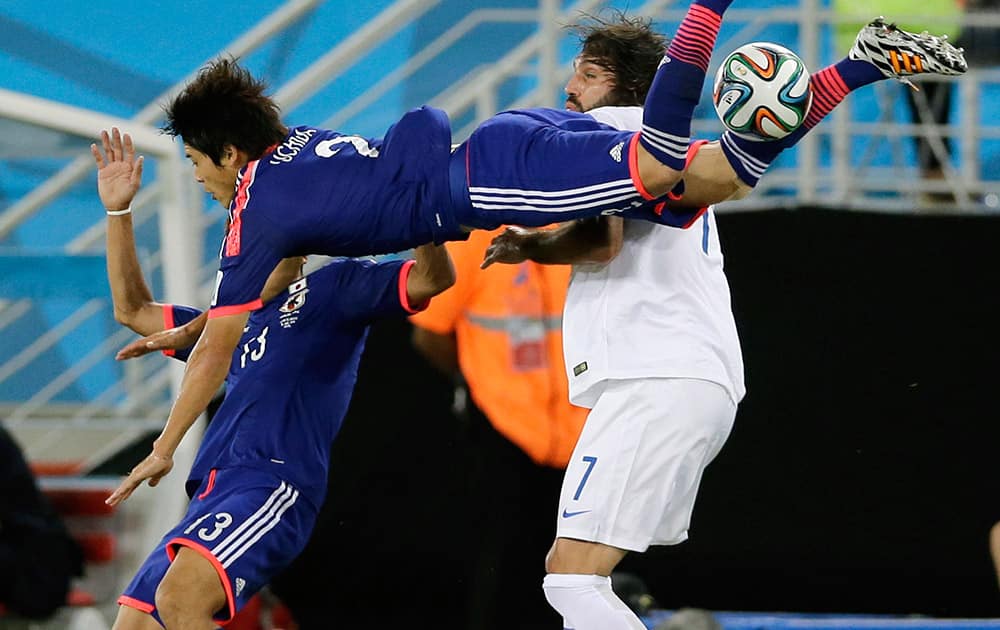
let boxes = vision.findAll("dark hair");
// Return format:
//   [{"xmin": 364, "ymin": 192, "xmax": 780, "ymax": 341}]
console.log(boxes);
[
  {"xmin": 162, "ymin": 57, "xmax": 287, "ymax": 165},
  {"xmin": 567, "ymin": 11, "xmax": 668, "ymax": 106}
]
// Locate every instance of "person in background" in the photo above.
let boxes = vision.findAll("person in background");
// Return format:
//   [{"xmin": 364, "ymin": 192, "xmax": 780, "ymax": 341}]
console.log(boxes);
[
  {"xmin": 834, "ymin": 0, "xmax": 964, "ymax": 202},
  {"xmin": 410, "ymin": 226, "xmax": 587, "ymax": 630},
  {"xmin": 0, "ymin": 425, "xmax": 84, "ymax": 621},
  {"xmin": 959, "ymin": 0, "xmax": 1000, "ymax": 70}
]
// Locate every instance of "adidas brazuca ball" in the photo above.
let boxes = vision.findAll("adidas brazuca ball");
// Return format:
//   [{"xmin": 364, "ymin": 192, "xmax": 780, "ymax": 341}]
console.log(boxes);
[{"xmin": 713, "ymin": 42, "xmax": 812, "ymax": 141}]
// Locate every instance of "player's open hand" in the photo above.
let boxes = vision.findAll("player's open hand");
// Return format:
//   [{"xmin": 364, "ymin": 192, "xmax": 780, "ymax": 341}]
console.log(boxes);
[
  {"xmin": 481, "ymin": 226, "xmax": 536, "ymax": 269},
  {"xmin": 116, "ymin": 323, "xmax": 201, "ymax": 360},
  {"xmin": 92, "ymin": 127, "xmax": 143, "ymax": 213},
  {"xmin": 106, "ymin": 451, "xmax": 173, "ymax": 507}
]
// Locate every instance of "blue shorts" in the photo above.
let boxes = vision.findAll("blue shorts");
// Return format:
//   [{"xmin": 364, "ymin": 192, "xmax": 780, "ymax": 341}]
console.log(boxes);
[
  {"xmin": 118, "ymin": 468, "xmax": 318, "ymax": 624},
  {"xmin": 450, "ymin": 108, "xmax": 648, "ymax": 230}
]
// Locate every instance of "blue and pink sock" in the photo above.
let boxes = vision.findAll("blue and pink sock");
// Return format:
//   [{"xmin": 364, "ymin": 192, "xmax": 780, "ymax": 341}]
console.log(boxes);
[
  {"xmin": 640, "ymin": 0, "xmax": 733, "ymax": 170},
  {"xmin": 720, "ymin": 58, "xmax": 885, "ymax": 186}
]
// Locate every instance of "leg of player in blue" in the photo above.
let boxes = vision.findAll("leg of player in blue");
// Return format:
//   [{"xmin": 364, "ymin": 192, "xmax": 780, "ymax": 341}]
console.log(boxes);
[
  {"xmin": 640, "ymin": 0, "xmax": 733, "ymax": 171},
  {"xmin": 454, "ymin": 0, "xmax": 735, "ymax": 232},
  {"xmin": 719, "ymin": 18, "xmax": 968, "ymax": 188}
]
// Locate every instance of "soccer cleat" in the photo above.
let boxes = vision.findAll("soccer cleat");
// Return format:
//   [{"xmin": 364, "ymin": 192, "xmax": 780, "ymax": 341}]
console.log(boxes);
[{"xmin": 850, "ymin": 17, "xmax": 968, "ymax": 88}]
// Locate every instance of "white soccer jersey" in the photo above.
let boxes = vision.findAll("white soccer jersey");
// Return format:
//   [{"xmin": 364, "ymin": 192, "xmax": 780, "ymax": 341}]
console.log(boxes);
[{"xmin": 564, "ymin": 106, "xmax": 746, "ymax": 408}]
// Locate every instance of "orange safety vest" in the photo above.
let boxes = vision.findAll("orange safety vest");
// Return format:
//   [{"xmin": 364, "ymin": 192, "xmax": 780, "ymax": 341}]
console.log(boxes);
[{"xmin": 410, "ymin": 228, "xmax": 587, "ymax": 468}]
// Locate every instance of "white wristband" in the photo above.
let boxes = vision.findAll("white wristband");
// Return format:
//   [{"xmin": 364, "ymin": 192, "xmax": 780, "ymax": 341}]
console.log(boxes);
[{"xmin": 106, "ymin": 205, "xmax": 132, "ymax": 216}]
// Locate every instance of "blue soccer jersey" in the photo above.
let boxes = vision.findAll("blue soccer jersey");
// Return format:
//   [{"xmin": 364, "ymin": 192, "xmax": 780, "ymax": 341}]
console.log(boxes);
[
  {"xmin": 125, "ymin": 257, "xmax": 423, "ymax": 622},
  {"xmin": 168, "ymin": 256, "xmax": 422, "ymax": 508},
  {"xmin": 211, "ymin": 105, "xmax": 462, "ymax": 315}
]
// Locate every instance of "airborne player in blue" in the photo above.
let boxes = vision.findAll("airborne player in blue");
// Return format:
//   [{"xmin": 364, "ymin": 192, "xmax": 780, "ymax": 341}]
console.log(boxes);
[{"xmin": 93, "ymin": 129, "xmax": 455, "ymax": 628}]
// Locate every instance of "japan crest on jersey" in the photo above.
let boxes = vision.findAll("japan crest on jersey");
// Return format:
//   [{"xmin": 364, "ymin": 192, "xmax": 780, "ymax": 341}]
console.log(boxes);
[{"xmin": 279, "ymin": 277, "xmax": 309, "ymax": 328}]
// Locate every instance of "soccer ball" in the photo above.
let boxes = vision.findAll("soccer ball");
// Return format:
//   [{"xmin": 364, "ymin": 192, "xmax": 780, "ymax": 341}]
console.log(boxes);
[{"xmin": 712, "ymin": 42, "xmax": 812, "ymax": 141}]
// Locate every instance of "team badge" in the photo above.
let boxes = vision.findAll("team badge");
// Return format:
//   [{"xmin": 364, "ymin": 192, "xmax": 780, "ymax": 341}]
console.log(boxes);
[{"xmin": 279, "ymin": 277, "xmax": 309, "ymax": 328}]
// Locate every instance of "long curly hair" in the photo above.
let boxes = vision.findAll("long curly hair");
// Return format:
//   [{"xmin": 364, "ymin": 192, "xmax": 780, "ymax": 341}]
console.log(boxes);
[{"xmin": 566, "ymin": 11, "xmax": 669, "ymax": 106}]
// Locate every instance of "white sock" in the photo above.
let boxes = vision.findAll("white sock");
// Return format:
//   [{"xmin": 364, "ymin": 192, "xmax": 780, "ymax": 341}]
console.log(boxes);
[{"xmin": 542, "ymin": 573, "xmax": 647, "ymax": 630}]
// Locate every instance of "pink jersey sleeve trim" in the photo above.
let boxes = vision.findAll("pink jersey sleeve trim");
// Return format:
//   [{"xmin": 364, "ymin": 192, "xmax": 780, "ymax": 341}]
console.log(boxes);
[
  {"xmin": 674, "ymin": 140, "xmax": 710, "ymax": 228},
  {"xmin": 117, "ymin": 595, "xmax": 154, "ymax": 613},
  {"xmin": 667, "ymin": 140, "xmax": 711, "ymax": 201},
  {"xmin": 208, "ymin": 300, "xmax": 263, "ymax": 319},
  {"xmin": 161, "ymin": 305, "xmax": 177, "ymax": 358},
  {"xmin": 398, "ymin": 259, "xmax": 428, "ymax": 313},
  {"xmin": 627, "ymin": 132, "xmax": 657, "ymax": 201},
  {"xmin": 166, "ymin": 538, "xmax": 236, "ymax": 621}
]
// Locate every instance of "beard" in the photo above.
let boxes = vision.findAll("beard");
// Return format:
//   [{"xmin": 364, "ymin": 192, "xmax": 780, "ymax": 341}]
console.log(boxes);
[{"xmin": 567, "ymin": 90, "xmax": 623, "ymax": 113}]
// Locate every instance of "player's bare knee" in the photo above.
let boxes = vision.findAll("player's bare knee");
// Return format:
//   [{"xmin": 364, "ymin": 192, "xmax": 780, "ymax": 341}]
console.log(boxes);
[
  {"xmin": 155, "ymin": 582, "xmax": 218, "ymax": 628},
  {"xmin": 544, "ymin": 540, "xmax": 560, "ymax": 573},
  {"xmin": 153, "ymin": 580, "xmax": 187, "ymax": 626},
  {"xmin": 112, "ymin": 605, "xmax": 162, "ymax": 630},
  {"xmin": 546, "ymin": 538, "xmax": 626, "ymax": 576},
  {"xmin": 156, "ymin": 548, "xmax": 226, "ymax": 625}
]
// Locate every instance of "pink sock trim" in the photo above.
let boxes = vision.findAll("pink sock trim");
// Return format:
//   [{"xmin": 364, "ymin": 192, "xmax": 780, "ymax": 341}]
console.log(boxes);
[
  {"xmin": 667, "ymin": 5, "xmax": 722, "ymax": 71},
  {"xmin": 805, "ymin": 66, "xmax": 850, "ymax": 129}
]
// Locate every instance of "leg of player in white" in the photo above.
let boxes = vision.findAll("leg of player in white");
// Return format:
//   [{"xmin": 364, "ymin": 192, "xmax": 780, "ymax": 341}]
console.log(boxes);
[
  {"xmin": 541, "ymin": 3, "xmax": 738, "ymax": 626},
  {"xmin": 543, "ymin": 379, "xmax": 735, "ymax": 630}
]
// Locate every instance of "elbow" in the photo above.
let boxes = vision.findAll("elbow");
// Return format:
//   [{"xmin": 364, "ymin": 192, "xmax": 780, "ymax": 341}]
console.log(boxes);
[
  {"xmin": 584, "ymin": 217, "xmax": 624, "ymax": 264},
  {"xmin": 727, "ymin": 181, "xmax": 753, "ymax": 201},
  {"xmin": 408, "ymin": 244, "xmax": 456, "ymax": 303},
  {"xmin": 424, "ymin": 250, "xmax": 457, "ymax": 297},
  {"xmin": 587, "ymin": 240, "xmax": 622, "ymax": 265},
  {"xmin": 112, "ymin": 306, "xmax": 141, "ymax": 331},
  {"xmin": 435, "ymin": 263, "xmax": 457, "ymax": 295},
  {"xmin": 419, "ymin": 267, "xmax": 455, "ymax": 302},
  {"xmin": 112, "ymin": 307, "xmax": 132, "ymax": 327}
]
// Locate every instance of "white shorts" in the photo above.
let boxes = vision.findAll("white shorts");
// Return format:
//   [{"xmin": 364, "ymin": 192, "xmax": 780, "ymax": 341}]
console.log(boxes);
[{"xmin": 555, "ymin": 378, "xmax": 736, "ymax": 552}]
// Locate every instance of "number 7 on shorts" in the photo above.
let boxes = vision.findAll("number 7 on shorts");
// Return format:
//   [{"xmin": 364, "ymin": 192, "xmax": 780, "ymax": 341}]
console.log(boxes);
[{"xmin": 572, "ymin": 455, "xmax": 598, "ymax": 501}]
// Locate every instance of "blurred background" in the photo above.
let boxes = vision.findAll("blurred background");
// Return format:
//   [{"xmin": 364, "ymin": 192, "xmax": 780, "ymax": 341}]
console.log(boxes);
[{"xmin": 0, "ymin": 0, "xmax": 998, "ymax": 628}]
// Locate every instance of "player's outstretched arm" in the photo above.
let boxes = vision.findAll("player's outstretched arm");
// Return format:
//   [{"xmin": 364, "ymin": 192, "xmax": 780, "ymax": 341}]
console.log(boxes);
[
  {"xmin": 116, "ymin": 312, "xmax": 208, "ymax": 360},
  {"xmin": 92, "ymin": 128, "xmax": 168, "ymax": 336},
  {"xmin": 406, "ymin": 243, "xmax": 456, "ymax": 305},
  {"xmin": 481, "ymin": 217, "xmax": 624, "ymax": 269},
  {"xmin": 107, "ymin": 312, "xmax": 247, "ymax": 506},
  {"xmin": 115, "ymin": 255, "xmax": 308, "ymax": 360}
]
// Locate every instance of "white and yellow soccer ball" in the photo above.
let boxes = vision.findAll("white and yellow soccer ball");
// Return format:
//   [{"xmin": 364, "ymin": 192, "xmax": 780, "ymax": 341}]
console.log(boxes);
[{"xmin": 712, "ymin": 42, "xmax": 813, "ymax": 141}]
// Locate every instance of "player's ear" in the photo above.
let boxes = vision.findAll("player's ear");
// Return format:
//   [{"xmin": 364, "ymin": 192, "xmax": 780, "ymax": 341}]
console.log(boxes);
[{"xmin": 220, "ymin": 144, "xmax": 244, "ymax": 167}]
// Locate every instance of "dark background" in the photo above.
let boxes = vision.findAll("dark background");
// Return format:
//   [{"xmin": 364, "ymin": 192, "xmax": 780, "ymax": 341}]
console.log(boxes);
[{"xmin": 272, "ymin": 208, "xmax": 1000, "ymax": 625}]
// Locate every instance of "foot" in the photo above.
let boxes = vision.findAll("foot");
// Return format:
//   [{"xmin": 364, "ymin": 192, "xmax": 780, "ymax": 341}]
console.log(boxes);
[{"xmin": 850, "ymin": 17, "xmax": 968, "ymax": 88}]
